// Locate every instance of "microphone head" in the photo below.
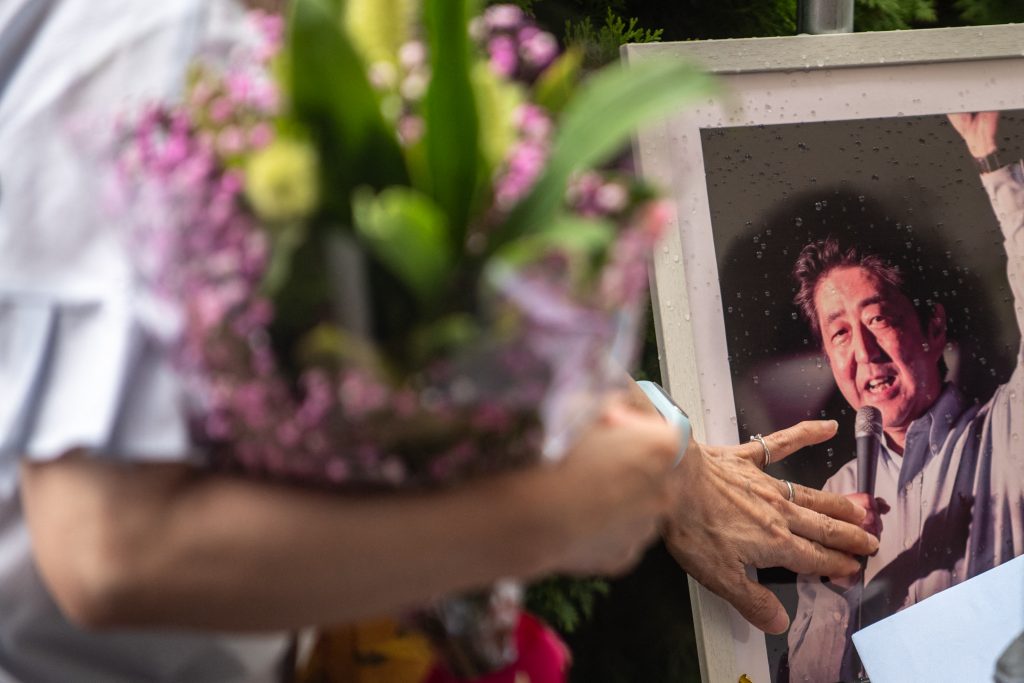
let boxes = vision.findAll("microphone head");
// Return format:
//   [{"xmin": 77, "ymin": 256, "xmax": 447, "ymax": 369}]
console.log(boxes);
[{"xmin": 855, "ymin": 405, "xmax": 883, "ymax": 439}]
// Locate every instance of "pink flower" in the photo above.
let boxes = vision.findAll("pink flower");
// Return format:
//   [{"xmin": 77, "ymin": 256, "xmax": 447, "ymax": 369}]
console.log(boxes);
[
  {"xmin": 595, "ymin": 182, "xmax": 629, "ymax": 213},
  {"xmin": 325, "ymin": 458, "xmax": 350, "ymax": 483},
  {"xmin": 472, "ymin": 402, "xmax": 512, "ymax": 432},
  {"xmin": 248, "ymin": 122, "xmax": 274, "ymax": 149},
  {"xmin": 518, "ymin": 27, "xmax": 558, "ymax": 70},
  {"xmin": 217, "ymin": 127, "xmax": 246, "ymax": 155},
  {"xmin": 488, "ymin": 35, "xmax": 519, "ymax": 78},
  {"xmin": 495, "ymin": 140, "xmax": 548, "ymax": 210},
  {"xmin": 517, "ymin": 105, "xmax": 551, "ymax": 142},
  {"xmin": 484, "ymin": 5, "xmax": 525, "ymax": 31},
  {"xmin": 398, "ymin": 41, "xmax": 427, "ymax": 70},
  {"xmin": 397, "ymin": 115, "xmax": 425, "ymax": 145},
  {"xmin": 208, "ymin": 97, "xmax": 234, "ymax": 124}
]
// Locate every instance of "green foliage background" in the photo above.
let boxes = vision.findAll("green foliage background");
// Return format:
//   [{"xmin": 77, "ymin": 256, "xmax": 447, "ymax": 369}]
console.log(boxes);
[{"xmin": 511, "ymin": 0, "xmax": 1024, "ymax": 681}]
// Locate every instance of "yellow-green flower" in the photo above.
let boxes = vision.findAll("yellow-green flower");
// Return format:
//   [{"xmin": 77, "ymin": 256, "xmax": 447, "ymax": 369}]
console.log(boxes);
[
  {"xmin": 345, "ymin": 0, "xmax": 417, "ymax": 69},
  {"xmin": 244, "ymin": 138, "xmax": 319, "ymax": 223}
]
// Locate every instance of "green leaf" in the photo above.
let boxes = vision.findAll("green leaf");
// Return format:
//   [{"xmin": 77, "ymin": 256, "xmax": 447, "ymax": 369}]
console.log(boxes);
[
  {"xmin": 495, "ymin": 60, "xmax": 715, "ymax": 250},
  {"xmin": 492, "ymin": 214, "xmax": 615, "ymax": 269},
  {"xmin": 472, "ymin": 62, "xmax": 524, "ymax": 173},
  {"xmin": 352, "ymin": 187, "xmax": 453, "ymax": 307},
  {"xmin": 286, "ymin": 0, "xmax": 407, "ymax": 222},
  {"xmin": 526, "ymin": 575, "xmax": 610, "ymax": 635},
  {"xmin": 410, "ymin": 313, "xmax": 481, "ymax": 363},
  {"xmin": 422, "ymin": 0, "xmax": 480, "ymax": 243},
  {"xmin": 534, "ymin": 46, "xmax": 583, "ymax": 115},
  {"xmin": 298, "ymin": 322, "xmax": 395, "ymax": 379}
]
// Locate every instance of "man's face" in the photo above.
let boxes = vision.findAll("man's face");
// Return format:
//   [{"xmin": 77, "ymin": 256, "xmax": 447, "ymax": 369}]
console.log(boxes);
[{"xmin": 814, "ymin": 266, "xmax": 946, "ymax": 434}]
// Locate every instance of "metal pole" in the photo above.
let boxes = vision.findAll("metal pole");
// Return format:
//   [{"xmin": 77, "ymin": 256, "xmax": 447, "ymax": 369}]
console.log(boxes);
[{"xmin": 798, "ymin": 0, "xmax": 854, "ymax": 34}]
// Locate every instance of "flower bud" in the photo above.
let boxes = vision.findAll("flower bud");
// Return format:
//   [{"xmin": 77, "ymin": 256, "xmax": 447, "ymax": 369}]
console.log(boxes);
[{"xmin": 244, "ymin": 138, "xmax": 319, "ymax": 223}]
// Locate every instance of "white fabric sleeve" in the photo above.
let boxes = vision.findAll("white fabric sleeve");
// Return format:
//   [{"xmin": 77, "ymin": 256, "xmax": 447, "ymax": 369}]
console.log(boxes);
[
  {"xmin": 0, "ymin": 296, "xmax": 195, "ymax": 465},
  {"xmin": 0, "ymin": 0, "xmax": 250, "ymax": 482}
]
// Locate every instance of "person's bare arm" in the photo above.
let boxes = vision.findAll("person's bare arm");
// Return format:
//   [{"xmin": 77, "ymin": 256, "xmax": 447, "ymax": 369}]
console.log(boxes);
[{"xmin": 21, "ymin": 402, "xmax": 680, "ymax": 632}]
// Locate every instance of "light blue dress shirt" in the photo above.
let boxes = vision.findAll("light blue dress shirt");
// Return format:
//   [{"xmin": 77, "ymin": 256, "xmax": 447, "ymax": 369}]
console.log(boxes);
[
  {"xmin": 0, "ymin": 1, "xmax": 288, "ymax": 680},
  {"xmin": 788, "ymin": 162, "xmax": 1024, "ymax": 682}
]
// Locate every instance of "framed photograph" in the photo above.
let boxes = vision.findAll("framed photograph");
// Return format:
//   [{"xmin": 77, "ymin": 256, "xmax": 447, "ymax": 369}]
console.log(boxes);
[{"xmin": 625, "ymin": 24, "xmax": 1024, "ymax": 683}]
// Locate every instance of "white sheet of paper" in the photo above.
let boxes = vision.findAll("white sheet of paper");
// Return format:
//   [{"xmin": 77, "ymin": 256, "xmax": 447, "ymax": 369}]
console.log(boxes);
[{"xmin": 852, "ymin": 554, "xmax": 1024, "ymax": 682}]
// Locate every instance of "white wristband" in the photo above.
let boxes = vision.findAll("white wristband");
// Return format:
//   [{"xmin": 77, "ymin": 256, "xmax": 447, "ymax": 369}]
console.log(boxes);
[{"xmin": 636, "ymin": 380, "xmax": 691, "ymax": 467}]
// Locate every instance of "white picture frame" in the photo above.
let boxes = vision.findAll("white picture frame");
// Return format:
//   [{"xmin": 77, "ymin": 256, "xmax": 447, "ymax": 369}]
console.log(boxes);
[{"xmin": 624, "ymin": 24, "xmax": 1024, "ymax": 683}]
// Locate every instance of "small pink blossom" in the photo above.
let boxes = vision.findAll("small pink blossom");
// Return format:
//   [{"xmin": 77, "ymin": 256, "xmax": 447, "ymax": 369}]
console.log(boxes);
[
  {"xmin": 217, "ymin": 127, "xmax": 246, "ymax": 155},
  {"xmin": 517, "ymin": 104, "xmax": 552, "ymax": 141},
  {"xmin": 484, "ymin": 5, "xmax": 525, "ymax": 30},
  {"xmin": 397, "ymin": 115, "xmax": 425, "ymax": 145},
  {"xmin": 488, "ymin": 35, "xmax": 519, "ymax": 78},
  {"xmin": 518, "ymin": 27, "xmax": 558, "ymax": 69},
  {"xmin": 398, "ymin": 40, "xmax": 427, "ymax": 70},
  {"xmin": 248, "ymin": 122, "xmax": 274, "ymax": 149},
  {"xmin": 208, "ymin": 97, "xmax": 234, "ymax": 124},
  {"xmin": 595, "ymin": 182, "xmax": 629, "ymax": 213}
]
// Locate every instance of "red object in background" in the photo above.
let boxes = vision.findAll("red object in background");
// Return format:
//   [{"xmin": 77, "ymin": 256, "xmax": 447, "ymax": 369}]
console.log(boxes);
[{"xmin": 422, "ymin": 613, "xmax": 569, "ymax": 683}]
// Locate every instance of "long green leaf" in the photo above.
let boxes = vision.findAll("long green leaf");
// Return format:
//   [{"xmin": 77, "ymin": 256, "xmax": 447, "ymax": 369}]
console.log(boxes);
[
  {"xmin": 496, "ymin": 60, "xmax": 715, "ymax": 248},
  {"xmin": 287, "ymin": 0, "xmax": 406, "ymax": 222},
  {"xmin": 492, "ymin": 215, "xmax": 615, "ymax": 269},
  {"xmin": 352, "ymin": 187, "xmax": 453, "ymax": 307},
  {"xmin": 422, "ymin": 0, "xmax": 480, "ymax": 244}
]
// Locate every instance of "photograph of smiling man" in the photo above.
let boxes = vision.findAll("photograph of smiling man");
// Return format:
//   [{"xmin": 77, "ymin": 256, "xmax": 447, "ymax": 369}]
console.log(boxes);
[
  {"xmin": 784, "ymin": 111, "xmax": 1024, "ymax": 682},
  {"xmin": 693, "ymin": 108, "xmax": 1024, "ymax": 682}
]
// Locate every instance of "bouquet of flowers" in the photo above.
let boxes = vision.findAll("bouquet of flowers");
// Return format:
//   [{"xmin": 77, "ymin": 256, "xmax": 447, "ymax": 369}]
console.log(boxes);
[{"xmin": 111, "ymin": 1, "xmax": 711, "ymax": 679}]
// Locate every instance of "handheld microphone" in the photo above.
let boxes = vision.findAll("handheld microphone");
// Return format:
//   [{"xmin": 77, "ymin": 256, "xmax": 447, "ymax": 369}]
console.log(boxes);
[
  {"xmin": 853, "ymin": 405, "xmax": 883, "ymax": 680},
  {"xmin": 855, "ymin": 405, "xmax": 883, "ymax": 496}
]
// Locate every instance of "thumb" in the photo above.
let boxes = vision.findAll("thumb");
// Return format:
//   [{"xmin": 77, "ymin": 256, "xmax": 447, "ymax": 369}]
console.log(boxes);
[{"xmin": 721, "ymin": 575, "xmax": 790, "ymax": 635}]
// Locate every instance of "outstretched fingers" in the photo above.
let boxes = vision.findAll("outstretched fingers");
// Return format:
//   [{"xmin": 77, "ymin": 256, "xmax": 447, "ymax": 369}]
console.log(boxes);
[
  {"xmin": 784, "ymin": 501, "xmax": 878, "ymax": 557},
  {"xmin": 788, "ymin": 481, "xmax": 867, "ymax": 526},
  {"xmin": 775, "ymin": 532, "xmax": 861, "ymax": 579},
  {"xmin": 737, "ymin": 420, "xmax": 839, "ymax": 467}
]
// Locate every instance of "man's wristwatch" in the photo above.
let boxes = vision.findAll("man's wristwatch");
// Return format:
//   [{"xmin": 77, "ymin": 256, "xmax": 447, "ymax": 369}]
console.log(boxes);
[
  {"xmin": 636, "ymin": 380, "xmax": 692, "ymax": 467},
  {"xmin": 975, "ymin": 150, "xmax": 1003, "ymax": 174}
]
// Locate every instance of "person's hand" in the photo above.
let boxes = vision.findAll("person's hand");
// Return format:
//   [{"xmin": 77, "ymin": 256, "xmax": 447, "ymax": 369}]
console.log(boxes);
[
  {"xmin": 662, "ymin": 421, "xmax": 879, "ymax": 634},
  {"xmin": 828, "ymin": 494, "xmax": 889, "ymax": 590},
  {"xmin": 538, "ymin": 399, "xmax": 680, "ymax": 577},
  {"xmin": 948, "ymin": 111, "xmax": 999, "ymax": 158},
  {"xmin": 844, "ymin": 493, "xmax": 888, "ymax": 539}
]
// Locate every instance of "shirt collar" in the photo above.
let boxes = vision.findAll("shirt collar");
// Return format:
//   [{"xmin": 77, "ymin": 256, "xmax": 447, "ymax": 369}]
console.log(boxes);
[{"xmin": 893, "ymin": 383, "xmax": 966, "ymax": 485}]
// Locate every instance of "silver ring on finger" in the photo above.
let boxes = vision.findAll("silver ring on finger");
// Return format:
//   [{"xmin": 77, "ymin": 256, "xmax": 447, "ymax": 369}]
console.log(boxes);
[
  {"xmin": 782, "ymin": 479, "xmax": 795, "ymax": 503},
  {"xmin": 750, "ymin": 433, "xmax": 771, "ymax": 468}
]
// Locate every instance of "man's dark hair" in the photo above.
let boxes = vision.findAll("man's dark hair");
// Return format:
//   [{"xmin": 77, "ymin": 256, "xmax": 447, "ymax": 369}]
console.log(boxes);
[{"xmin": 793, "ymin": 235, "xmax": 932, "ymax": 342}]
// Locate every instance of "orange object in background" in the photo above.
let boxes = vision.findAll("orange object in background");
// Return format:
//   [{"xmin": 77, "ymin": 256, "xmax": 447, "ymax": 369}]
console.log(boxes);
[{"xmin": 296, "ymin": 620, "xmax": 434, "ymax": 683}]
